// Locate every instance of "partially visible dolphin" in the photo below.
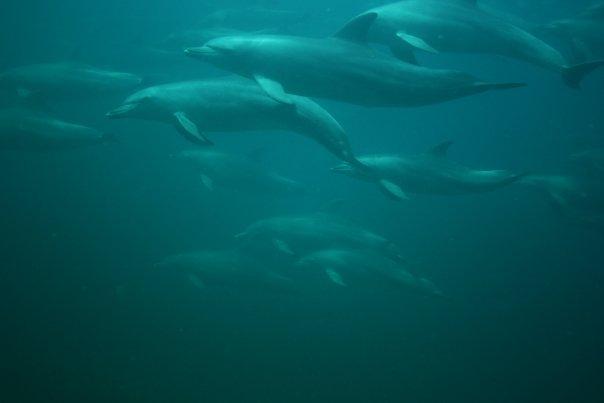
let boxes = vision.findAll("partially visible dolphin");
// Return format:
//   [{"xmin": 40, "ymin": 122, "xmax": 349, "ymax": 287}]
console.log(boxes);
[
  {"xmin": 236, "ymin": 212, "xmax": 406, "ymax": 264},
  {"xmin": 352, "ymin": 0, "xmax": 603, "ymax": 88},
  {"xmin": 179, "ymin": 149, "xmax": 306, "ymax": 195},
  {"xmin": 155, "ymin": 249, "xmax": 296, "ymax": 293},
  {"xmin": 106, "ymin": 78, "xmax": 362, "ymax": 166},
  {"xmin": 296, "ymin": 248, "xmax": 441, "ymax": 296},
  {"xmin": 331, "ymin": 141, "xmax": 525, "ymax": 200},
  {"xmin": 541, "ymin": 3, "xmax": 604, "ymax": 63},
  {"xmin": 0, "ymin": 108, "xmax": 115, "ymax": 150},
  {"xmin": 184, "ymin": 13, "xmax": 525, "ymax": 108},
  {"xmin": 0, "ymin": 62, "xmax": 142, "ymax": 101}
]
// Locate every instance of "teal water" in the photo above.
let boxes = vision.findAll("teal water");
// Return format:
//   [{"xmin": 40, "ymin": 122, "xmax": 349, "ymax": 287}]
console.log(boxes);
[{"xmin": 1, "ymin": 1, "xmax": 603, "ymax": 402}]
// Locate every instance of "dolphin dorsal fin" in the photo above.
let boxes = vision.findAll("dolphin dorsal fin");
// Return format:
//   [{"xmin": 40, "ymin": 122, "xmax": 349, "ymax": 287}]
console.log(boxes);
[
  {"xmin": 333, "ymin": 12, "xmax": 378, "ymax": 44},
  {"xmin": 427, "ymin": 141, "xmax": 454, "ymax": 158}
]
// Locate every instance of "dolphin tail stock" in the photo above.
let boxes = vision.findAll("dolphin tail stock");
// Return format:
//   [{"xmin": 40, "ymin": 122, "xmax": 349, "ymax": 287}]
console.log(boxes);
[{"xmin": 562, "ymin": 60, "xmax": 604, "ymax": 89}]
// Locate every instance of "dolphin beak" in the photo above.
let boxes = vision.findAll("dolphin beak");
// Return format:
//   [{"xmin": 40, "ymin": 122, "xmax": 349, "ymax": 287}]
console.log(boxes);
[
  {"xmin": 330, "ymin": 163, "xmax": 353, "ymax": 174},
  {"xmin": 184, "ymin": 45, "xmax": 215, "ymax": 58},
  {"xmin": 106, "ymin": 103, "xmax": 138, "ymax": 119}
]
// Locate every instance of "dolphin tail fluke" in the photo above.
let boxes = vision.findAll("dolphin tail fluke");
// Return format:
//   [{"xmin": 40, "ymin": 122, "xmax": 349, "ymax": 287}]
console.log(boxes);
[{"xmin": 562, "ymin": 60, "xmax": 604, "ymax": 89}]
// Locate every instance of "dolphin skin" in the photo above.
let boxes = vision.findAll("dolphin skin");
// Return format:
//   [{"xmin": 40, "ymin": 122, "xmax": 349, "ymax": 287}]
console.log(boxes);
[
  {"xmin": 236, "ymin": 212, "xmax": 406, "ymax": 264},
  {"xmin": 179, "ymin": 149, "xmax": 306, "ymax": 195},
  {"xmin": 0, "ymin": 108, "xmax": 114, "ymax": 150},
  {"xmin": 296, "ymin": 248, "xmax": 441, "ymax": 295},
  {"xmin": 0, "ymin": 62, "xmax": 142, "ymax": 101},
  {"xmin": 107, "ymin": 77, "xmax": 361, "ymax": 166},
  {"xmin": 352, "ymin": 0, "xmax": 603, "ymax": 88},
  {"xmin": 184, "ymin": 13, "xmax": 525, "ymax": 108},
  {"xmin": 542, "ymin": 3, "xmax": 604, "ymax": 63},
  {"xmin": 332, "ymin": 141, "xmax": 525, "ymax": 200}
]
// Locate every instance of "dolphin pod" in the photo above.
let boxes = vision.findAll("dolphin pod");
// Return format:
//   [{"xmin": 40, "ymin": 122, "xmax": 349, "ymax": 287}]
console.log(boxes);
[
  {"xmin": 184, "ymin": 13, "xmax": 525, "ymax": 108},
  {"xmin": 351, "ymin": 0, "xmax": 604, "ymax": 88},
  {"xmin": 106, "ymin": 77, "xmax": 363, "ymax": 167},
  {"xmin": 331, "ymin": 141, "xmax": 525, "ymax": 200}
]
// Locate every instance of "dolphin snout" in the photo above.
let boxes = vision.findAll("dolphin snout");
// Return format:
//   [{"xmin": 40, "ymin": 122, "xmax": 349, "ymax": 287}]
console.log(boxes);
[
  {"xmin": 330, "ymin": 163, "xmax": 354, "ymax": 174},
  {"xmin": 184, "ymin": 46, "xmax": 214, "ymax": 58},
  {"xmin": 106, "ymin": 103, "xmax": 138, "ymax": 119}
]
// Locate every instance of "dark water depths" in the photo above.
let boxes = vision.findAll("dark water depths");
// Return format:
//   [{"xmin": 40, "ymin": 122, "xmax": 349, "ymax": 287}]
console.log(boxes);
[{"xmin": 1, "ymin": 1, "xmax": 603, "ymax": 402}]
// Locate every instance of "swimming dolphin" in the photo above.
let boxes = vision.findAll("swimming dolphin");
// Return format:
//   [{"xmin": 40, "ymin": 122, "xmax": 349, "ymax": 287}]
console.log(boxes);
[
  {"xmin": 106, "ymin": 78, "xmax": 362, "ymax": 166},
  {"xmin": 236, "ymin": 212, "xmax": 406, "ymax": 264},
  {"xmin": 0, "ymin": 108, "xmax": 115, "ymax": 150},
  {"xmin": 351, "ymin": 0, "xmax": 603, "ymax": 88},
  {"xmin": 542, "ymin": 3, "xmax": 604, "ymax": 63},
  {"xmin": 155, "ymin": 249, "xmax": 296, "ymax": 293},
  {"xmin": 179, "ymin": 149, "xmax": 306, "ymax": 195},
  {"xmin": 520, "ymin": 174, "xmax": 604, "ymax": 233},
  {"xmin": 296, "ymin": 248, "xmax": 441, "ymax": 295},
  {"xmin": 331, "ymin": 141, "xmax": 525, "ymax": 200},
  {"xmin": 184, "ymin": 13, "xmax": 525, "ymax": 108},
  {"xmin": 0, "ymin": 62, "xmax": 142, "ymax": 102}
]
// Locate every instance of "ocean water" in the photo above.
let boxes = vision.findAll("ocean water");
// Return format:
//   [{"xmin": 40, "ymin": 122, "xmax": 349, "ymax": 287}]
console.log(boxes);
[{"xmin": 1, "ymin": 1, "xmax": 603, "ymax": 402}]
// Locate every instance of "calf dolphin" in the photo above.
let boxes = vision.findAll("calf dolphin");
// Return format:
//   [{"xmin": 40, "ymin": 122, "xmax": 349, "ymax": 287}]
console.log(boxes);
[
  {"xmin": 179, "ymin": 149, "xmax": 306, "ymax": 195},
  {"xmin": 184, "ymin": 13, "xmax": 524, "ymax": 108},
  {"xmin": 331, "ymin": 141, "xmax": 524, "ymax": 200},
  {"xmin": 106, "ymin": 78, "xmax": 362, "ymax": 166},
  {"xmin": 296, "ymin": 248, "xmax": 441, "ymax": 296},
  {"xmin": 0, "ymin": 108, "xmax": 114, "ymax": 150},
  {"xmin": 542, "ymin": 3, "xmax": 604, "ymax": 63},
  {"xmin": 352, "ymin": 0, "xmax": 603, "ymax": 88},
  {"xmin": 0, "ymin": 62, "xmax": 142, "ymax": 102},
  {"xmin": 236, "ymin": 212, "xmax": 406, "ymax": 264},
  {"xmin": 155, "ymin": 249, "xmax": 296, "ymax": 293}
]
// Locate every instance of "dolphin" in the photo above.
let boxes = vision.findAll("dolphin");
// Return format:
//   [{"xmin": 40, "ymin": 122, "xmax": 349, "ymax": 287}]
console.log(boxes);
[
  {"xmin": 236, "ymin": 212, "xmax": 406, "ymax": 264},
  {"xmin": 0, "ymin": 62, "xmax": 142, "ymax": 102},
  {"xmin": 351, "ymin": 0, "xmax": 604, "ymax": 88},
  {"xmin": 541, "ymin": 3, "xmax": 604, "ymax": 63},
  {"xmin": 155, "ymin": 249, "xmax": 296, "ymax": 293},
  {"xmin": 106, "ymin": 77, "xmax": 362, "ymax": 166},
  {"xmin": 520, "ymin": 174, "xmax": 604, "ymax": 233},
  {"xmin": 184, "ymin": 13, "xmax": 525, "ymax": 108},
  {"xmin": 296, "ymin": 248, "xmax": 441, "ymax": 295},
  {"xmin": 179, "ymin": 149, "xmax": 306, "ymax": 195},
  {"xmin": 0, "ymin": 108, "xmax": 115, "ymax": 150},
  {"xmin": 331, "ymin": 141, "xmax": 525, "ymax": 200}
]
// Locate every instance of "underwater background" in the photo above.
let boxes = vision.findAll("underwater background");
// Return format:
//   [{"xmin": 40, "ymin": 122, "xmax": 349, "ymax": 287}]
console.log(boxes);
[{"xmin": 1, "ymin": 0, "xmax": 603, "ymax": 402}]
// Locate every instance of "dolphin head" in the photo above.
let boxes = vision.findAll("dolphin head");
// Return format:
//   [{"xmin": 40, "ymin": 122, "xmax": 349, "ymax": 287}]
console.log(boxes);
[
  {"xmin": 106, "ymin": 91, "xmax": 156, "ymax": 119},
  {"xmin": 185, "ymin": 36, "xmax": 255, "ymax": 70}
]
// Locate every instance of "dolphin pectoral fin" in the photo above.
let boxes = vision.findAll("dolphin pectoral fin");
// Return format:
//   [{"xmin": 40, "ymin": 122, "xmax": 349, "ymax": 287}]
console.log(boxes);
[
  {"xmin": 395, "ymin": 32, "xmax": 438, "ymax": 54},
  {"xmin": 200, "ymin": 174, "xmax": 214, "ymax": 191},
  {"xmin": 333, "ymin": 12, "xmax": 377, "ymax": 44},
  {"xmin": 173, "ymin": 112, "xmax": 214, "ymax": 146},
  {"xmin": 253, "ymin": 75, "xmax": 294, "ymax": 106},
  {"xmin": 272, "ymin": 239, "xmax": 295, "ymax": 255},
  {"xmin": 325, "ymin": 268, "xmax": 347, "ymax": 287},
  {"xmin": 378, "ymin": 180, "xmax": 409, "ymax": 201},
  {"xmin": 562, "ymin": 60, "xmax": 604, "ymax": 89},
  {"xmin": 187, "ymin": 274, "xmax": 207, "ymax": 290}
]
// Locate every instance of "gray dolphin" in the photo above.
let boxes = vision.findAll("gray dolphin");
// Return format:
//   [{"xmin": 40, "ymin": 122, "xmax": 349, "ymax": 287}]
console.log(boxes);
[
  {"xmin": 296, "ymin": 248, "xmax": 441, "ymax": 295},
  {"xmin": 0, "ymin": 62, "xmax": 142, "ymax": 101},
  {"xmin": 352, "ymin": 0, "xmax": 603, "ymax": 88},
  {"xmin": 0, "ymin": 108, "xmax": 115, "ymax": 150},
  {"xmin": 542, "ymin": 3, "xmax": 604, "ymax": 63},
  {"xmin": 331, "ymin": 141, "xmax": 524, "ymax": 200},
  {"xmin": 155, "ymin": 249, "xmax": 296, "ymax": 293},
  {"xmin": 179, "ymin": 149, "xmax": 306, "ymax": 195},
  {"xmin": 236, "ymin": 212, "xmax": 406, "ymax": 264},
  {"xmin": 106, "ymin": 78, "xmax": 361, "ymax": 166},
  {"xmin": 184, "ymin": 13, "xmax": 525, "ymax": 108}
]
